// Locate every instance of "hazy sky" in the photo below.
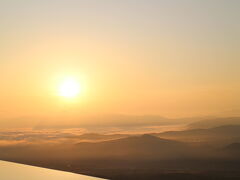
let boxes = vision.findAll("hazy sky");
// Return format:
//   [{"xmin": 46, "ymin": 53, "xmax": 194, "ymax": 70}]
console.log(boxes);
[{"xmin": 0, "ymin": 0, "xmax": 239, "ymax": 124}]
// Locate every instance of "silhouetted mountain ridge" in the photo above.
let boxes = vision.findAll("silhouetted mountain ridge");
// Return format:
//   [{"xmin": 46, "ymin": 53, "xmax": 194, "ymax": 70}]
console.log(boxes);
[
  {"xmin": 154, "ymin": 125, "xmax": 240, "ymax": 144},
  {"xmin": 75, "ymin": 134, "xmax": 192, "ymax": 159},
  {"xmin": 187, "ymin": 117, "xmax": 240, "ymax": 129}
]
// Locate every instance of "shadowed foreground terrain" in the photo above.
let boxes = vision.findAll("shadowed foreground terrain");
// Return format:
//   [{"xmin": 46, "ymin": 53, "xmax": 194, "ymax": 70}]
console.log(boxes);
[{"xmin": 1, "ymin": 121, "xmax": 240, "ymax": 179}]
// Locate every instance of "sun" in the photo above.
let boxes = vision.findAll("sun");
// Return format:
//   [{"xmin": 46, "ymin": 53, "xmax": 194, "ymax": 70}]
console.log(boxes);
[{"xmin": 58, "ymin": 77, "xmax": 81, "ymax": 98}]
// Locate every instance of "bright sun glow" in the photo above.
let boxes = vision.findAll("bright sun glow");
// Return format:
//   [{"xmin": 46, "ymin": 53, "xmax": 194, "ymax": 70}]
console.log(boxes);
[{"xmin": 59, "ymin": 78, "xmax": 81, "ymax": 98}]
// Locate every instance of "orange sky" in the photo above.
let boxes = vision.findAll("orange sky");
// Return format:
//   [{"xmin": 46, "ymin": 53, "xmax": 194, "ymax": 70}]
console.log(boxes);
[{"xmin": 0, "ymin": 1, "xmax": 239, "ymax": 127}]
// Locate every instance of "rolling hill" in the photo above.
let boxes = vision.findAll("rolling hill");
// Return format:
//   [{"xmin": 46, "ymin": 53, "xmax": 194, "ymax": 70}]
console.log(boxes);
[
  {"xmin": 187, "ymin": 117, "xmax": 240, "ymax": 129},
  {"xmin": 153, "ymin": 125, "xmax": 240, "ymax": 145}
]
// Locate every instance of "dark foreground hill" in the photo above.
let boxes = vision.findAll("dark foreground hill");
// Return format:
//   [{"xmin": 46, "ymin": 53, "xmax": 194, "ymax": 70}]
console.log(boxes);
[
  {"xmin": 74, "ymin": 134, "xmax": 194, "ymax": 159},
  {"xmin": 223, "ymin": 143, "xmax": 240, "ymax": 157},
  {"xmin": 1, "ymin": 134, "xmax": 240, "ymax": 179}
]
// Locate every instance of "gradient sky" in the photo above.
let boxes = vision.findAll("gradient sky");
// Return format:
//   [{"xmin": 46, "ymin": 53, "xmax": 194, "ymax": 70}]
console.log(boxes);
[{"xmin": 0, "ymin": 0, "xmax": 239, "ymax": 125}]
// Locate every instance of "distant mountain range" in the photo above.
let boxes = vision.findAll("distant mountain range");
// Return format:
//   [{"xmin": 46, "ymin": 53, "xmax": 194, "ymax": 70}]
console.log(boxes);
[
  {"xmin": 187, "ymin": 117, "xmax": 240, "ymax": 129},
  {"xmin": 152, "ymin": 125, "xmax": 240, "ymax": 145}
]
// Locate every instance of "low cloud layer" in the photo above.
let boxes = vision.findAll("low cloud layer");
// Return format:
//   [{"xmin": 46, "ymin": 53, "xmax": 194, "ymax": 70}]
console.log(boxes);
[{"xmin": 0, "ymin": 124, "xmax": 185, "ymax": 147}]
